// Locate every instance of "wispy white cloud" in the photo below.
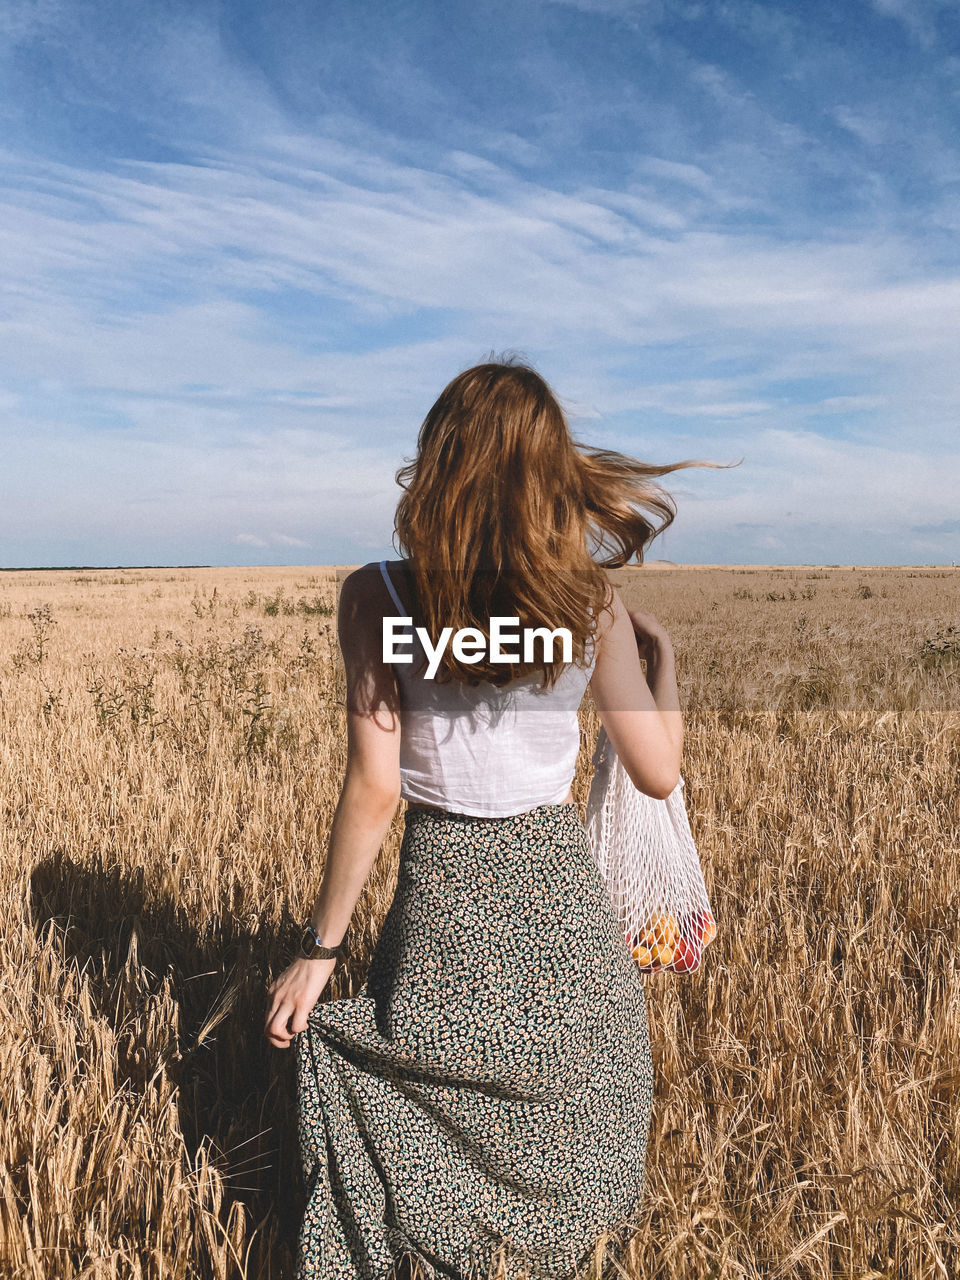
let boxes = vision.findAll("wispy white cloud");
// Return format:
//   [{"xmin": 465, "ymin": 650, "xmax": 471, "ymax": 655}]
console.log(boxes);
[
  {"xmin": 541, "ymin": 0, "xmax": 663, "ymax": 21},
  {"xmin": 655, "ymin": 426, "xmax": 960, "ymax": 564},
  {"xmin": 236, "ymin": 532, "xmax": 309, "ymax": 548},
  {"xmin": 831, "ymin": 106, "xmax": 888, "ymax": 147},
  {"xmin": 3, "ymin": 139, "xmax": 959, "ymax": 381},
  {"xmin": 869, "ymin": 0, "xmax": 946, "ymax": 47},
  {"xmin": 0, "ymin": 132, "xmax": 958, "ymax": 554}
]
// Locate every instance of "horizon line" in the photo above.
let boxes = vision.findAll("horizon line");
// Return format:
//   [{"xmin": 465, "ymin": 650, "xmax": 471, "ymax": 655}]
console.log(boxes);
[{"xmin": 1, "ymin": 562, "xmax": 957, "ymax": 573}]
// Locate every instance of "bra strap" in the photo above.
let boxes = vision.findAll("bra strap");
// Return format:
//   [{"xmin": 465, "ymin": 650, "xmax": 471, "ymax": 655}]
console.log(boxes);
[{"xmin": 379, "ymin": 560, "xmax": 409, "ymax": 617}]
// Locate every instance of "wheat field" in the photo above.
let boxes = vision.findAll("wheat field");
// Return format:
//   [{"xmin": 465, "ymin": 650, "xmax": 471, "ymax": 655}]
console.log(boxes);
[{"xmin": 1, "ymin": 564, "xmax": 958, "ymax": 1280}]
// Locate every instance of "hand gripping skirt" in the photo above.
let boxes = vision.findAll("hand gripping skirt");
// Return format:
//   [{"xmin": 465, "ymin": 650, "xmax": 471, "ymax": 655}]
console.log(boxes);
[{"xmin": 294, "ymin": 801, "xmax": 654, "ymax": 1280}]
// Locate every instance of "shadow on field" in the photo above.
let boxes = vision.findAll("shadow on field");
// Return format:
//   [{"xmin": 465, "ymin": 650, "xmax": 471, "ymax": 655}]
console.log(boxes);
[{"xmin": 28, "ymin": 846, "xmax": 352, "ymax": 1279}]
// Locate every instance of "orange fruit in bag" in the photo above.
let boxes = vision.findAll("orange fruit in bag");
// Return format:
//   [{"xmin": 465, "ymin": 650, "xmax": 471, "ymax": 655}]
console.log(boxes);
[
  {"xmin": 646, "ymin": 912, "xmax": 678, "ymax": 943},
  {"xmin": 689, "ymin": 909, "xmax": 716, "ymax": 946},
  {"xmin": 671, "ymin": 936, "xmax": 700, "ymax": 972},
  {"xmin": 631, "ymin": 942, "xmax": 655, "ymax": 968},
  {"xmin": 641, "ymin": 912, "xmax": 679, "ymax": 964},
  {"xmin": 654, "ymin": 937, "xmax": 677, "ymax": 965}
]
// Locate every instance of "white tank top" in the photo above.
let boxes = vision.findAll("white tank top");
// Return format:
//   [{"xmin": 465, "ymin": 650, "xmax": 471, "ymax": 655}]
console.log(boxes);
[{"xmin": 378, "ymin": 560, "xmax": 597, "ymax": 818}]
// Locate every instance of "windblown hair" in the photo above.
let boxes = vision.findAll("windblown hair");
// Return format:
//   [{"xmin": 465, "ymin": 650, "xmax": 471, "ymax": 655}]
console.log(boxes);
[{"xmin": 393, "ymin": 358, "xmax": 734, "ymax": 687}]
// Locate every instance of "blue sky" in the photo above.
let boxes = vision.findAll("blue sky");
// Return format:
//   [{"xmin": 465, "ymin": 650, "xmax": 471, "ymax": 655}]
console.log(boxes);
[{"xmin": 1, "ymin": 0, "xmax": 959, "ymax": 567}]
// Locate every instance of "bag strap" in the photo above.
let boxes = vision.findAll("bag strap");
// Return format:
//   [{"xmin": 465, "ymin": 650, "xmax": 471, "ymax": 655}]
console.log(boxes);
[{"xmin": 379, "ymin": 560, "xmax": 409, "ymax": 617}]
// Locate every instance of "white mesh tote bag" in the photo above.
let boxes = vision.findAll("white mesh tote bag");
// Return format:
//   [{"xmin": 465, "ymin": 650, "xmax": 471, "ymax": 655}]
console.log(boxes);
[{"xmin": 585, "ymin": 725, "xmax": 716, "ymax": 973}]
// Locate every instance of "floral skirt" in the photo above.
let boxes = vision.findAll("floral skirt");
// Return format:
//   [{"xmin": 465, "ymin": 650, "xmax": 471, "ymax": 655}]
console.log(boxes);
[{"xmin": 294, "ymin": 801, "xmax": 654, "ymax": 1280}]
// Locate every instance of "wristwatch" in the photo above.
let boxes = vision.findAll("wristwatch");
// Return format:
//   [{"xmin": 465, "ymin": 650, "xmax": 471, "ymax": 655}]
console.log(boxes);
[{"xmin": 299, "ymin": 923, "xmax": 345, "ymax": 961}]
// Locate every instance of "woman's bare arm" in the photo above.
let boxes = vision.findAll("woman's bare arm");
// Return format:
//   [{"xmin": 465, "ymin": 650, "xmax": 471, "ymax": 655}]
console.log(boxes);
[
  {"xmin": 589, "ymin": 585, "xmax": 682, "ymax": 799},
  {"xmin": 264, "ymin": 564, "xmax": 402, "ymax": 1048}
]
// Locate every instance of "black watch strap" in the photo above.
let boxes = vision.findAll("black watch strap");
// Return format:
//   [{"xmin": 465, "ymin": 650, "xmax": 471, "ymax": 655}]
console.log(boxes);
[{"xmin": 299, "ymin": 924, "xmax": 345, "ymax": 961}]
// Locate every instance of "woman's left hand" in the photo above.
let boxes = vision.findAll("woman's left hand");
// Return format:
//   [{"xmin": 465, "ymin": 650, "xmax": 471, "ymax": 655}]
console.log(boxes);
[
  {"xmin": 626, "ymin": 608, "xmax": 672, "ymax": 667},
  {"xmin": 264, "ymin": 956, "xmax": 337, "ymax": 1049}
]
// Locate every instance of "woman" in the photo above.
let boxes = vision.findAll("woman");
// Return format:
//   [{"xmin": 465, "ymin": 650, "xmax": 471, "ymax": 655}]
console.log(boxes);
[{"xmin": 264, "ymin": 360, "xmax": 717, "ymax": 1280}]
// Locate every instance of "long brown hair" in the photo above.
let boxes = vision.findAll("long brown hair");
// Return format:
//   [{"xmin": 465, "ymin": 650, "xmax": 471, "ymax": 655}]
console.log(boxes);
[{"xmin": 393, "ymin": 357, "xmax": 736, "ymax": 687}]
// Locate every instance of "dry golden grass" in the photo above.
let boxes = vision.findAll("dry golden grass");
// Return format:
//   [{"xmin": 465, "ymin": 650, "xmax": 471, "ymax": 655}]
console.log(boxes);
[{"xmin": 1, "ymin": 564, "xmax": 958, "ymax": 1279}]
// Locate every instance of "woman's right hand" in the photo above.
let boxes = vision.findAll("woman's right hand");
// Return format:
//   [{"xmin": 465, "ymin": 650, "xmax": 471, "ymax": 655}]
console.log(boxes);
[
  {"xmin": 626, "ymin": 609, "xmax": 673, "ymax": 667},
  {"xmin": 264, "ymin": 956, "xmax": 338, "ymax": 1049}
]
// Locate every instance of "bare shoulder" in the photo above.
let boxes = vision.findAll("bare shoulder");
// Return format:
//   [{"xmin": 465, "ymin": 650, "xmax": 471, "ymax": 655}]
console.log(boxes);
[
  {"xmin": 336, "ymin": 563, "xmax": 391, "ymax": 649},
  {"xmin": 340, "ymin": 562, "xmax": 382, "ymax": 598},
  {"xmin": 338, "ymin": 562, "xmax": 393, "ymax": 615},
  {"xmin": 336, "ymin": 565, "xmax": 403, "ymax": 714}
]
